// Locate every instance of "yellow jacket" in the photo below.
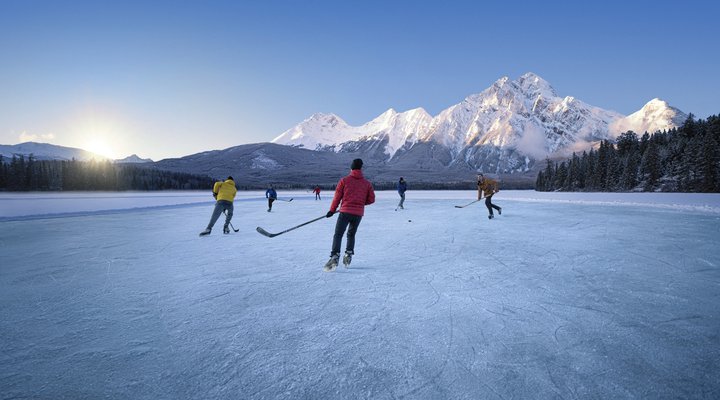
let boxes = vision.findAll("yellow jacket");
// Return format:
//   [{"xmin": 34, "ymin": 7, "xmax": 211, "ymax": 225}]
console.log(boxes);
[
  {"xmin": 213, "ymin": 179, "xmax": 237, "ymax": 202},
  {"xmin": 477, "ymin": 177, "xmax": 499, "ymax": 199}
]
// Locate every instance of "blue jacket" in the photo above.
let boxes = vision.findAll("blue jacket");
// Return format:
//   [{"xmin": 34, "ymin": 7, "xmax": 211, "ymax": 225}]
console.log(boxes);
[
  {"xmin": 397, "ymin": 181, "xmax": 407, "ymax": 194},
  {"xmin": 266, "ymin": 188, "xmax": 277, "ymax": 199}
]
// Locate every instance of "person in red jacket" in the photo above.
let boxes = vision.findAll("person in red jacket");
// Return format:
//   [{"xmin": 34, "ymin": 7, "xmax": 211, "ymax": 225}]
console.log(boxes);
[
  {"xmin": 313, "ymin": 185, "xmax": 321, "ymax": 200},
  {"xmin": 324, "ymin": 158, "xmax": 375, "ymax": 272}
]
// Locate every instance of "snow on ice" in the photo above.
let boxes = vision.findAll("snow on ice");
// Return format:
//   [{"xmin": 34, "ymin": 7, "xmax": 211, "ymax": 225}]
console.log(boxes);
[{"xmin": 1, "ymin": 190, "xmax": 719, "ymax": 398}]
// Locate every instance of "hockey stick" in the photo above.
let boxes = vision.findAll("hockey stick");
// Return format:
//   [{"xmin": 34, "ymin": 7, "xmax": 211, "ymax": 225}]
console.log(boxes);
[
  {"xmin": 276, "ymin": 198, "xmax": 293, "ymax": 202},
  {"xmin": 224, "ymin": 210, "xmax": 240, "ymax": 232},
  {"xmin": 454, "ymin": 198, "xmax": 484, "ymax": 208},
  {"xmin": 256, "ymin": 215, "xmax": 327, "ymax": 238}
]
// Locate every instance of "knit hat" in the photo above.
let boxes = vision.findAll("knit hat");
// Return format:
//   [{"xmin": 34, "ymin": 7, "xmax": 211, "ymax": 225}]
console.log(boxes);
[
  {"xmin": 351, "ymin": 158, "xmax": 363, "ymax": 170},
  {"xmin": 227, "ymin": 176, "xmax": 234, "ymax": 180}
]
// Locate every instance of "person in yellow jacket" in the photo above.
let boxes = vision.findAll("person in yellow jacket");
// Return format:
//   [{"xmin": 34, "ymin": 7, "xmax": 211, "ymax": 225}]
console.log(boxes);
[
  {"xmin": 199, "ymin": 176, "xmax": 237, "ymax": 236},
  {"xmin": 477, "ymin": 173, "xmax": 502, "ymax": 219}
]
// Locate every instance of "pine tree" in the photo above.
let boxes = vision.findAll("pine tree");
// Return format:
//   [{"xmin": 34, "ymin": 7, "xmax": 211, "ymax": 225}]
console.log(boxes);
[
  {"xmin": 640, "ymin": 140, "xmax": 661, "ymax": 191},
  {"xmin": 621, "ymin": 152, "xmax": 641, "ymax": 190},
  {"xmin": 536, "ymin": 170, "xmax": 545, "ymax": 191},
  {"xmin": 543, "ymin": 158, "xmax": 554, "ymax": 190},
  {"xmin": 555, "ymin": 162, "xmax": 568, "ymax": 190},
  {"xmin": 701, "ymin": 132, "xmax": 720, "ymax": 192},
  {"xmin": 0, "ymin": 155, "xmax": 6, "ymax": 189}
]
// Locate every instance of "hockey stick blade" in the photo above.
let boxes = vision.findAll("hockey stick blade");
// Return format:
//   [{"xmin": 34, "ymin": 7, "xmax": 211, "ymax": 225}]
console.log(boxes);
[{"xmin": 256, "ymin": 226, "xmax": 278, "ymax": 238}]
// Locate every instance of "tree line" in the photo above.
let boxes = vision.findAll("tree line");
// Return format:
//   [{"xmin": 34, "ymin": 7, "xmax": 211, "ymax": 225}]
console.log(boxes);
[
  {"xmin": 0, "ymin": 157, "xmax": 214, "ymax": 191},
  {"xmin": 536, "ymin": 114, "xmax": 720, "ymax": 192}
]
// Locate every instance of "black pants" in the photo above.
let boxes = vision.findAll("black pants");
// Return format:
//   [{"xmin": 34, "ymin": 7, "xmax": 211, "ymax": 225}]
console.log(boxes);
[
  {"xmin": 485, "ymin": 195, "xmax": 501, "ymax": 215},
  {"xmin": 331, "ymin": 212, "xmax": 362, "ymax": 256},
  {"xmin": 315, "ymin": 193, "xmax": 321, "ymax": 200},
  {"xmin": 267, "ymin": 198, "xmax": 275, "ymax": 210}
]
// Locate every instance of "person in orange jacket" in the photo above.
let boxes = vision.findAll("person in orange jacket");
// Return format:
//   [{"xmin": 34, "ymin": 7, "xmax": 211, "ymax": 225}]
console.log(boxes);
[{"xmin": 477, "ymin": 173, "xmax": 502, "ymax": 219}]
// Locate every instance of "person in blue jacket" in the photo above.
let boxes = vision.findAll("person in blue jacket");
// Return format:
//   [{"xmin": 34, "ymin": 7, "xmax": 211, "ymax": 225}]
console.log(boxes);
[
  {"xmin": 397, "ymin": 177, "xmax": 407, "ymax": 210},
  {"xmin": 265, "ymin": 185, "xmax": 277, "ymax": 212}
]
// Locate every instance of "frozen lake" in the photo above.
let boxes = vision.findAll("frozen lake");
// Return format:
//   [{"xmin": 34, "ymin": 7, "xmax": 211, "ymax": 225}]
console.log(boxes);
[{"xmin": 1, "ymin": 190, "xmax": 719, "ymax": 399}]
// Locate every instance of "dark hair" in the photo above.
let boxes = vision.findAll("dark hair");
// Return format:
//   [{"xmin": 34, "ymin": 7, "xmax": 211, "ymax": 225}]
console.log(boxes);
[
  {"xmin": 227, "ymin": 176, "xmax": 234, "ymax": 180},
  {"xmin": 351, "ymin": 158, "xmax": 363, "ymax": 170}
]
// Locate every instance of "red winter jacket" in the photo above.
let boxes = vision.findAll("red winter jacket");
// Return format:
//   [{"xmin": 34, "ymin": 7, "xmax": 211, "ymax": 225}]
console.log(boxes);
[{"xmin": 329, "ymin": 169, "xmax": 375, "ymax": 216}]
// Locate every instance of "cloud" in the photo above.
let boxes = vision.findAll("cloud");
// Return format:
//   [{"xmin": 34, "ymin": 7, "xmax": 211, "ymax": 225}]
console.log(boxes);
[
  {"xmin": 515, "ymin": 123, "xmax": 548, "ymax": 159},
  {"xmin": 19, "ymin": 131, "xmax": 56, "ymax": 143}
]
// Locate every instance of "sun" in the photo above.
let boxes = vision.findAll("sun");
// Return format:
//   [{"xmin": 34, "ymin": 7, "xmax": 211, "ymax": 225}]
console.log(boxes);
[{"xmin": 84, "ymin": 138, "xmax": 116, "ymax": 160}]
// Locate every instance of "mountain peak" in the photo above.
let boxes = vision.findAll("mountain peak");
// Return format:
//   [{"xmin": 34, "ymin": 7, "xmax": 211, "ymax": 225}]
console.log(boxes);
[
  {"xmin": 515, "ymin": 72, "xmax": 556, "ymax": 97},
  {"xmin": 492, "ymin": 76, "xmax": 510, "ymax": 87},
  {"xmin": 308, "ymin": 112, "xmax": 340, "ymax": 121},
  {"xmin": 642, "ymin": 98, "xmax": 669, "ymax": 109},
  {"xmin": 610, "ymin": 98, "xmax": 687, "ymax": 136},
  {"xmin": 116, "ymin": 154, "xmax": 153, "ymax": 163}
]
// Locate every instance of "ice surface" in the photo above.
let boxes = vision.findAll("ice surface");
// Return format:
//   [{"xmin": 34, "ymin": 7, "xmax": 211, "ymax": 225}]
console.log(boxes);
[{"xmin": 1, "ymin": 191, "xmax": 719, "ymax": 398}]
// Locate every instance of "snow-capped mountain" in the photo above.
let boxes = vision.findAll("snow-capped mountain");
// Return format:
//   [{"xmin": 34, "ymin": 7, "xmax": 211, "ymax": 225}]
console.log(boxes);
[
  {"xmin": 272, "ymin": 73, "xmax": 687, "ymax": 173},
  {"xmin": 610, "ymin": 98, "xmax": 688, "ymax": 136},
  {"xmin": 0, "ymin": 142, "xmax": 108, "ymax": 161},
  {"xmin": 274, "ymin": 107, "xmax": 433, "ymax": 157},
  {"xmin": 115, "ymin": 154, "xmax": 153, "ymax": 163}
]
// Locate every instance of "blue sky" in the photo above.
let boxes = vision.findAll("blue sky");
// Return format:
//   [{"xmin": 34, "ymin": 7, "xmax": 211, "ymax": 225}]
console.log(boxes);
[{"xmin": 1, "ymin": 0, "xmax": 718, "ymax": 160}]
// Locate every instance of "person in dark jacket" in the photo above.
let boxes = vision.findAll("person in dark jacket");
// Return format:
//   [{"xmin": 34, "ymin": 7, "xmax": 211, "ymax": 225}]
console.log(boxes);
[
  {"xmin": 324, "ymin": 158, "xmax": 375, "ymax": 271},
  {"xmin": 265, "ymin": 185, "xmax": 277, "ymax": 212},
  {"xmin": 396, "ymin": 177, "xmax": 407, "ymax": 210}
]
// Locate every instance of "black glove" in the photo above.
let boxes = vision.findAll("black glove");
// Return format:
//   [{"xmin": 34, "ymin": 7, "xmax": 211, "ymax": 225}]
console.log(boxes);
[{"xmin": 326, "ymin": 211, "xmax": 335, "ymax": 218}]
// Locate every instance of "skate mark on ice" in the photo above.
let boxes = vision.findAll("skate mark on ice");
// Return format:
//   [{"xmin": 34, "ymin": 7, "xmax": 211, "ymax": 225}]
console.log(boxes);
[
  {"xmin": 625, "ymin": 249, "xmax": 681, "ymax": 271},
  {"xmin": 553, "ymin": 324, "xmax": 567, "ymax": 346},
  {"xmin": 102, "ymin": 259, "xmax": 115, "ymax": 293},
  {"xmin": 400, "ymin": 305, "xmax": 455, "ymax": 399},
  {"xmin": 360, "ymin": 356, "xmax": 398, "ymax": 400},
  {"xmin": 654, "ymin": 315, "xmax": 703, "ymax": 325},
  {"xmin": 542, "ymin": 301, "xmax": 616, "ymax": 317},
  {"xmin": 425, "ymin": 274, "xmax": 441, "ymax": 309},
  {"xmin": 546, "ymin": 364, "xmax": 571, "ymax": 400},
  {"xmin": 482, "ymin": 307, "xmax": 512, "ymax": 318},
  {"xmin": 697, "ymin": 258, "xmax": 716, "ymax": 267},
  {"xmin": 190, "ymin": 291, "xmax": 231, "ymax": 306},
  {"xmin": 454, "ymin": 360, "xmax": 507, "ymax": 400}
]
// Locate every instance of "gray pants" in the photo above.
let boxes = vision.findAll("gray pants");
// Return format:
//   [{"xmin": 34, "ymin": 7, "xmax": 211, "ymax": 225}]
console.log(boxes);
[
  {"xmin": 398, "ymin": 192, "xmax": 405, "ymax": 208},
  {"xmin": 207, "ymin": 200, "xmax": 233, "ymax": 230}
]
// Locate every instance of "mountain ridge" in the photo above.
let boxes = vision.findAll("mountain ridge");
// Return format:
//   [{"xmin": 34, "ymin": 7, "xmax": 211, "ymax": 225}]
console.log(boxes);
[{"xmin": 272, "ymin": 72, "xmax": 688, "ymax": 174}]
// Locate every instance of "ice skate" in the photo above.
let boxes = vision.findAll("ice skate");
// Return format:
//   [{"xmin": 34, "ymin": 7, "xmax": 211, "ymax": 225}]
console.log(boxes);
[
  {"xmin": 343, "ymin": 251, "xmax": 353, "ymax": 268},
  {"xmin": 323, "ymin": 254, "xmax": 339, "ymax": 272},
  {"xmin": 199, "ymin": 228, "xmax": 211, "ymax": 236}
]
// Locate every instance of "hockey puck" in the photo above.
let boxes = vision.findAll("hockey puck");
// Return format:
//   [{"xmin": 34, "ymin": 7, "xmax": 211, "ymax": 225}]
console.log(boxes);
[{"xmin": 408, "ymin": 220, "xmax": 412, "ymax": 222}]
